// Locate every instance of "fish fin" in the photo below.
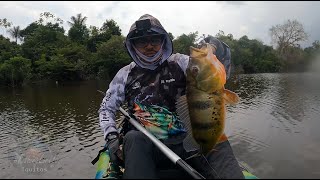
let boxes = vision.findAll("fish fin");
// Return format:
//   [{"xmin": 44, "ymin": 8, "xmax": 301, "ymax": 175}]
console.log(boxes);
[
  {"xmin": 176, "ymin": 95, "xmax": 200, "ymax": 151},
  {"xmin": 223, "ymin": 89, "xmax": 240, "ymax": 104}
]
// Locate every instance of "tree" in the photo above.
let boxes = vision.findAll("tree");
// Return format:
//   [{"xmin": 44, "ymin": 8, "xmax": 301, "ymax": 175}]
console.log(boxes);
[
  {"xmin": 269, "ymin": 19, "xmax": 308, "ymax": 56},
  {"xmin": 89, "ymin": 25, "xmax": 100, "ymax": 37},
  {"xmin": 67, "ymin": 13, "xmax": 87, "ymax": 27},
  {"xmin": 100, "ymin": 19, "xmax": 121, "ymax": 36},
  {"xmin": 0, "ymin": 18, "xmax": 12, "ymax": 35},
  {"xmin": 168, "ymin": 32, "xmax": 174, "ymax": 40},
  {"xmin": 0, "ymin": 56, "xmax": 31, "ymax": 87},
  {"xmin": 36, "ymin": 12, "xmax": 64, "ymax": 26},
  {"xmin": 96, "ymin": 35, "xmax": 131, "ymax": 79},
  {"xmin": 20, "ymin": 22, "xmax": 40, "ymax": 40},
  {"xmin": 173, "ymin": 31, "xmax": 198, "ymax": 55},
  {"xmin": 0, "ymin": 35, "xmax": 20, "ymax": 63},
  {"xmin": 0, "ymin": 18, "xmax": 12, "ymax": 28},
  {"xmin": 20, "ymin": 17, "xmax": 69, "ymax": 74},
  {"xmin": 214, "ymin": 30, "xmax": 235, "ymax": 49},
  {"xmin": 304, "ymin": 40, "xmax": 320, "ymax": 60},
  {"xmin": 20, "ymin": 12, "xmax": 65, "ymax": 41},
  {"xmin": 7, "ymin": 26, "xmax": 22, "ymax": 43},
  {"xmin": 67, "ymin": 13, "xmax": 89, "ymax": 44},
  {"xmin": 0, "ymin": 18, "xmax": 12, "ymax": 39},
  {"xmin": 312, "ymin": 40, "xmax": 320, "ymax": 50},
  {"xmin": 87, "ymin": 19, "xmax": 122, "ymax": 52},
  {"xmin": 215, "ymin": 30, "xmax": 225, "ymax": 39}
]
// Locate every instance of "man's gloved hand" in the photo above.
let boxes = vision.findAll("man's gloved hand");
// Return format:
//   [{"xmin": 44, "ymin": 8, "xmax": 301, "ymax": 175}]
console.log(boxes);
[
  {"xmin": 105, "ymin": 132, "xmax": 122, "ymax": 164},
  {"xmin": 203, "ymin": 35, "xmax": 232, "ymax": 80}
]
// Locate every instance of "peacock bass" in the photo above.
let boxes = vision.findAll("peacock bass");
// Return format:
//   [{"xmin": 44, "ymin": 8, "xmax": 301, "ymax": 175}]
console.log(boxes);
[{"xmin": 176, "ymin": 43, "xmax": 240, "ymax": 155}]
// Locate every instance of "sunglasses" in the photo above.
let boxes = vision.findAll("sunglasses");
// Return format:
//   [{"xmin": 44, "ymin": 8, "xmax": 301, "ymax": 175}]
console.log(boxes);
[{"xmin": 131, "ymin": 34, "xmax": 164, "ymax": 48}]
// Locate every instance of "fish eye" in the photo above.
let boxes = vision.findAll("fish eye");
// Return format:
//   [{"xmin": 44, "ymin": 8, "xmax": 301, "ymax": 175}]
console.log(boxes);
[{"xmin": 191, "ymin": 66, "xmax": 199, "ymax": 76}]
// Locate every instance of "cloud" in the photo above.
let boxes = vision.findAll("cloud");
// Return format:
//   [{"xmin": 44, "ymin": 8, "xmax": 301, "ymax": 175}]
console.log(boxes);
[
  {"xmin": 240, "ymin": 25, "xmax": 249, "ymax": 35},
  {"xmin": 216, "ymin": 1, "xmax": 247, "ymax": 6},
  {"xmin": 0, "ymin": 1, "xmax": 319, "ymax": 48}
]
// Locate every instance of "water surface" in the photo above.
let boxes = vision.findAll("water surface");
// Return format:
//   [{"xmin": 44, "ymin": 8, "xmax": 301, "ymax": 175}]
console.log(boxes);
[{"xmin": 0, "ymin": 73, "xmax": 320, "ymax": 178}]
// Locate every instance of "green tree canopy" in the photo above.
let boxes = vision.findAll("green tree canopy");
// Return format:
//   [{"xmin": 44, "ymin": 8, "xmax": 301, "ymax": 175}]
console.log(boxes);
[
  {"xmin": 1, "ymin": 12, "xmax": 319, "ymax": 87},
  {"xmin": 0, "ymin": 35, "xmax": 20, "ymax": 63},
  {"xmin": 96, "ymin": 35, "xmax": 131, "ymax": 79},
  {"xmin": 0, "ymin": 56, "xmax": 31, "ymax": 87},
  {"xmin": 67, "ymin": 13, "xmax": 89, "ymax": 44},
  {"xmin": 7, "ymin": 26, "xmax": 22, "ymax": 43},
  {"xmin": 173, "ymin": 31, "xmax": 198, "ymax": 55}
]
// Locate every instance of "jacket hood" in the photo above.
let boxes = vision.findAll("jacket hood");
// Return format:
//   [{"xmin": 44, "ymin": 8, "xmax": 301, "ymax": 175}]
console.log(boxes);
[{"xmin": 125, "ymin": 14, "xmax": 173, "ymax": 70}]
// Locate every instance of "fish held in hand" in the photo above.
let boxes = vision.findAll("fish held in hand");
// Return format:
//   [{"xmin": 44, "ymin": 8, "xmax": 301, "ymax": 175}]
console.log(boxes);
[{"xmin": 176, "ymin": 43, "xmax": 239, "ymax": 155}]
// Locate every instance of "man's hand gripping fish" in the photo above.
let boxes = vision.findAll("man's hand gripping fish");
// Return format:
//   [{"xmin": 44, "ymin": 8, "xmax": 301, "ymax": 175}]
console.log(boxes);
[{"xmin": 176, "ymin": 43, "xmax": 240, "ymax": 155}]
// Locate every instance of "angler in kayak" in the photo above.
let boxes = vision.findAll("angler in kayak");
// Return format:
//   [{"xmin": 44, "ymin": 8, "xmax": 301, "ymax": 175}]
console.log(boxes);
[{"xmin": 98, "ymin": 14, "xmax": 244, "ymax": 179}]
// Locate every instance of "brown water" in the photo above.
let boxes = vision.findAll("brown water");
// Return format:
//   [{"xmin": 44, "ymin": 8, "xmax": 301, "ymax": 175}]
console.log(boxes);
[{"xmin": 0, "ymin": 73, "xmax": 320, "ymax": 179}]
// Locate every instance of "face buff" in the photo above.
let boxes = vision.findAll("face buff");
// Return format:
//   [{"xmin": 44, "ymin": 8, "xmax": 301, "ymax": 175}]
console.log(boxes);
[{"xmin": 132, "ymin": 40, "xmax": 165, "ymax": 69}]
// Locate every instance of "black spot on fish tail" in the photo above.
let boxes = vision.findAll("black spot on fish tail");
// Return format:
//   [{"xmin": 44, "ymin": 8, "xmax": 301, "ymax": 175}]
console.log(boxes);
[
  {"xmin": 189, "ymin": 100, "xmax": 213, "ymax": 110},
  {"xmin": 191, "ymin": 121, "xmax": 215, "ymax": 130}
]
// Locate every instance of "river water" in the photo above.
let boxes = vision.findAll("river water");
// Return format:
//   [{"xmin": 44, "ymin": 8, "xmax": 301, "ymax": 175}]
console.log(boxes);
[{"xmin": 0, "ymin": 73, "xmax": 320, "ymax": 179}]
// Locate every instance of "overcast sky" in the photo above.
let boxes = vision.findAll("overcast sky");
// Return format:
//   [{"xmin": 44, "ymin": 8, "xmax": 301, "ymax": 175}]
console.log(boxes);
[{"xmin": 1, "ymin": 1, "xmax": 319, "ymax": 47}]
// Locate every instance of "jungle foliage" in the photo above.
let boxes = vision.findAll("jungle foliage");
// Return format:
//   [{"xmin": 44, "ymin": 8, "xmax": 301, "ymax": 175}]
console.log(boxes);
[{"xmin": 0, "ymin": 13, "xmax": 319, "ymax": 87}]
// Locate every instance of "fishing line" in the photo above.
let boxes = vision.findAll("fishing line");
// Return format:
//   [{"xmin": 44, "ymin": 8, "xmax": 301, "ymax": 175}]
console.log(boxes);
[{"xmin": 200, "ymin": 154, "xmax": 221, "ymax": 179}]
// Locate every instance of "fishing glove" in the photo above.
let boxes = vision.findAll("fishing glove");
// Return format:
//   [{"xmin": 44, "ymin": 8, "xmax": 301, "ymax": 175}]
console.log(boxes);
[
  {"xmin": 105, "ymin": 132, "xmax": 122, "ymax": 164},
  {"xmin": 203, "ymin": 36, "xmax": 232, "ymax": 80}
]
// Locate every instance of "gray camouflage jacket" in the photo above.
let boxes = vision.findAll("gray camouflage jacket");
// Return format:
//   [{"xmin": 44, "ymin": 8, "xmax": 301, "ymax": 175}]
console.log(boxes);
[{"xmin": 98, "ymin": 53, "xmax": 189, "ymax": 140}]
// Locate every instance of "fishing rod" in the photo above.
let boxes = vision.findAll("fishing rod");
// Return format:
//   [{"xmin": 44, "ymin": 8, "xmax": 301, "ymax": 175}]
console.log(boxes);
[{"xmin": 97, "ymin": 90, "xmax": 205, "ymax": 179}]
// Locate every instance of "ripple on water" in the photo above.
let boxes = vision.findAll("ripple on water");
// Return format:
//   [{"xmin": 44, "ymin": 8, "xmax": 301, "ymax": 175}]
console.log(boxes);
[{"xmin": 1, "ymin": 76, "xmax": 320, "ymax": 178}]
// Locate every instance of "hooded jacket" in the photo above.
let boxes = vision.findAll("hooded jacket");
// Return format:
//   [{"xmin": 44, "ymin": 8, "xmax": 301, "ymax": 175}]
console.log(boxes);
[{"xmin": 124, "ymin": 14, "xmax": 173, "ymax": 70}]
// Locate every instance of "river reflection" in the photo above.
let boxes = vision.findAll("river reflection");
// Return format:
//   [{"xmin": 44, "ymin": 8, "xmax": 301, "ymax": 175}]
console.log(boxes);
[
  {"xmin": 226, "ymin": 73, "xmax": 320, "ymax": 178},
  {"xmin": 1, "ymin": 73, "xmax": 320, "ymax": 178}
]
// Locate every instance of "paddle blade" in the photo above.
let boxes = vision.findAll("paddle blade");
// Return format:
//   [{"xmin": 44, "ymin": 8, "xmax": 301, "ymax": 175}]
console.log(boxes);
[{"xmin": 95, "ymin": 151, "xmax": 111, "ymax": 179}]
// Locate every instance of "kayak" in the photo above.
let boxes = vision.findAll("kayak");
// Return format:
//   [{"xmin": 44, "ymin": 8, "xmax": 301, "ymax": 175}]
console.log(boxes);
[
  {"xmin": 239, "ymin": 161, "xmax": 258, "ymax": 179},
  {"xmin": 94, "ymin": 149, "xmax": 258, "ymax": 179}
]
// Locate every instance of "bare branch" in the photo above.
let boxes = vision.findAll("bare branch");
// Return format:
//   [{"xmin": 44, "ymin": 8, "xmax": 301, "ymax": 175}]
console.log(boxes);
[{"xmin": 269, "ymin": 19, "xmax": 308, "ymax": 56}]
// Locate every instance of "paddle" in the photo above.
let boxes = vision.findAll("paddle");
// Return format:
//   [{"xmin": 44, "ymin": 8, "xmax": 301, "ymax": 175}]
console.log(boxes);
[{"xmin": 97, "ymin": 90, "xmax": 205, "ymax": 179}]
